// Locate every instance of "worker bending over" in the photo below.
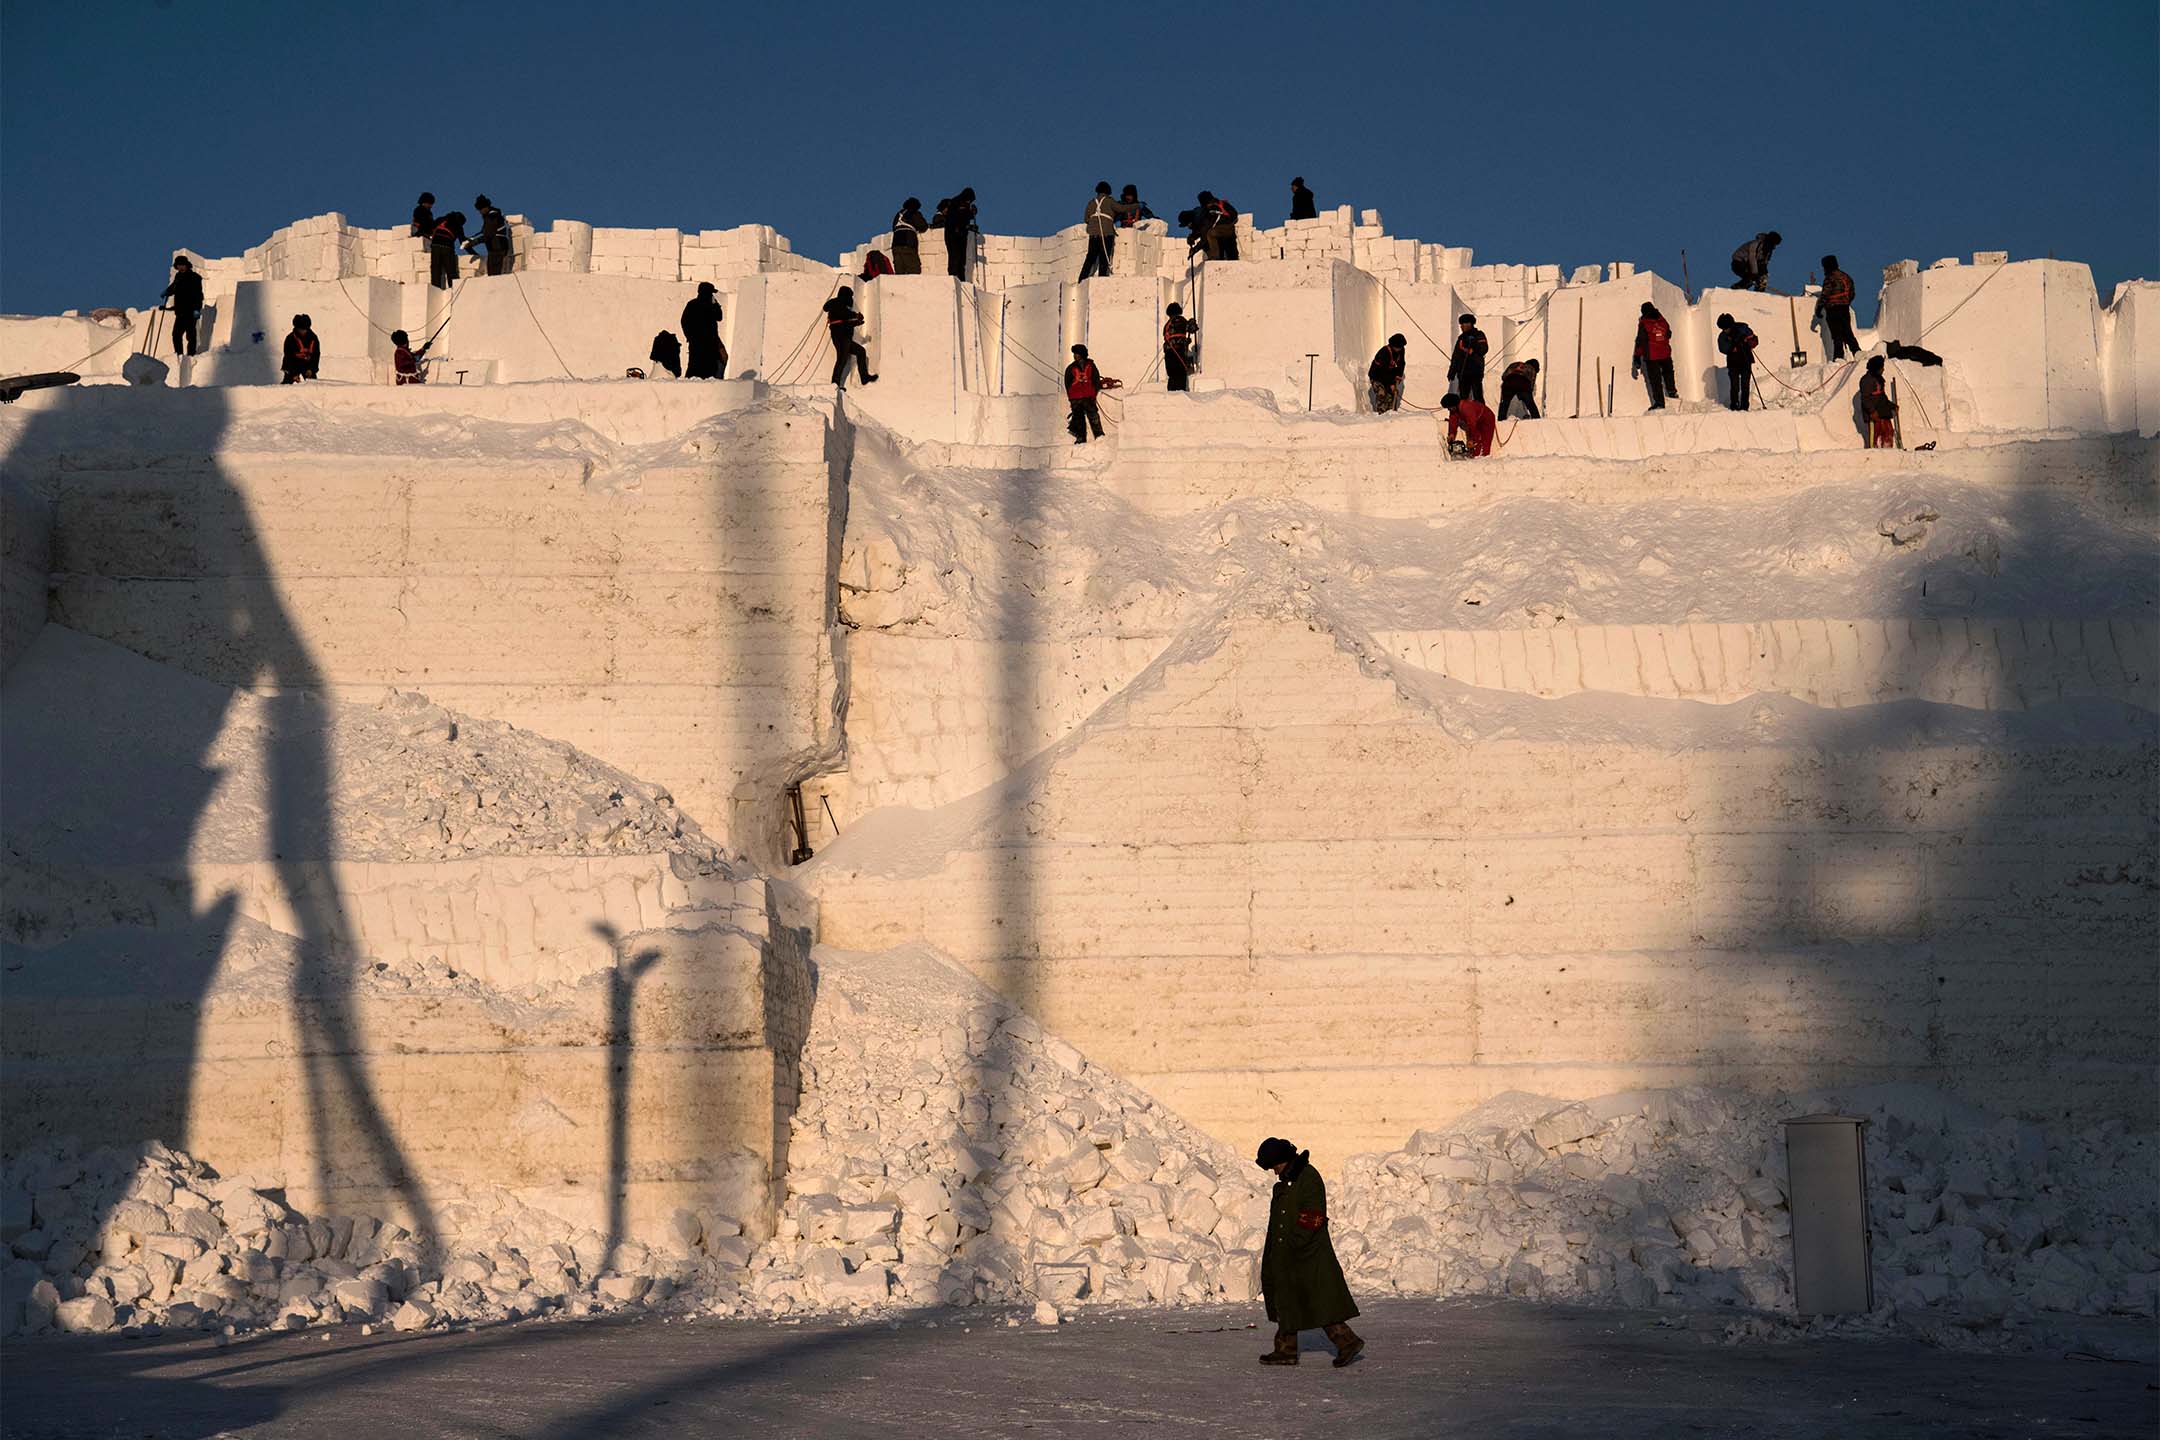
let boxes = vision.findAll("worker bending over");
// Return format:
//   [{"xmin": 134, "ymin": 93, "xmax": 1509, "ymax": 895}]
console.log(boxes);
[
  {"xmin": 1815, "ymin": 255, "xmax": 1859, "ymax": 361},
  {"xmin": 1730, "ymin": 230, "xmax": 1781, "ymax": 292},
  {"xmin": 1447, "ymin": 314, "xmax": 1488, "ymax": 403},
  {"xmin": 1442, "ymin": 392, "xmax": 1495, "ymax": 457},
  {"xmin": 1497, "ymin": 358, "xmax": 1540, "ymax": 419},
  {"xmin": 1162, "ymin": 303, "xmax": 1198, "ymax": 392},
  {"xmin": 1369, "ymin": 334, "xmax": 1407, "ymax": 413},
  {"xmin": 1632, "ymin": 302, "xmax": 1677, "ymax": 409}
]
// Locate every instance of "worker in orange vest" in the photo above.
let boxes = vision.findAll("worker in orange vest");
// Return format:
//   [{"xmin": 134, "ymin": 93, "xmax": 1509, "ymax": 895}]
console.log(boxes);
[
  {"xmin": 281, "ymin": 314, "xmax": 320, "ymax": 383},
  {"xmin": 1814, "ymin": 255, "xmax": 1859, "ymax": 361}
]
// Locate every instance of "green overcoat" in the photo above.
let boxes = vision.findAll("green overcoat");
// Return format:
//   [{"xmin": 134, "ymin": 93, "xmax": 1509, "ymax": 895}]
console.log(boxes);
[{"xmin": 1260, "ymin": 1151, "xmax": 1359, "ymax": 1331}]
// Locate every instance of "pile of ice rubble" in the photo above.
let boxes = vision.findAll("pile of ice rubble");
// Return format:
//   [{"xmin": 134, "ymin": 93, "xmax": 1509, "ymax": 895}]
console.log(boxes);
[{"xmin": 7, "ymin": 947, "xmax": 2153, "ymax": 1340}]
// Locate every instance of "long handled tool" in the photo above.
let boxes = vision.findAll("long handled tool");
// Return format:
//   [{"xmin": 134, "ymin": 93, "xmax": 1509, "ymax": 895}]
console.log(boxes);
[{"xmin": 1788, "ymin": 296, "xmax": 1807, "ymax": 369}]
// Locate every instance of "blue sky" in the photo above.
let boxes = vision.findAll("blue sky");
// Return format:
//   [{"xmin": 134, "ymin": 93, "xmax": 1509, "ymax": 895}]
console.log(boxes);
[{"xmin": 3, "ymin": 1, "xmax": 2153, "ymax": 317}]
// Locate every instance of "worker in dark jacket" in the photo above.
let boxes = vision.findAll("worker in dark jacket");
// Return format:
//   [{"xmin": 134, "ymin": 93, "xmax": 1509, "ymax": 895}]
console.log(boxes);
[
  {"xmin": 428, "ymin": 212, "xmax": 468, "ymax": 290},
  {"xmin": 1369, "ymin": 333, "xmax": 1407, "ymax": 413},
  {"xmin": 939, "ymin": 188, "xmax": 978, "ymax": 280},
  {"xmin": 648, "ymin": 330, "xmax": 682, "ymax": 379},
  {"xmin": 890, "ymin": 198, "xmax": 930, "ymax": 275},
  {"xmin": 1498, "ymin": 358, "xmax": 1541, "ymax": 419},
  {"xmin": 1197, "ymin": 192, "xmax": 1239, "ymax": 260},
  {"xmin": 1162, "ymin": 303, "xmax": 1198, "ymax": 392},
  {"xmin": 1080, "ymin": 182, "xmax": 1119, "ymax": 281},
  {"xmin": 1716, "ymin": 313, "xmax": 1759, "ymax": 410},
  {"xmin": 1443, "ymin": 391, "xmax": 1497, "ymax": 456},
  {"xmin": 1063, "ymin": 343, "xmax": 1118, "ymax": 443},
  {"xmin": 281, "ymin": 314, "xmax": 320, "ymax": 384},
  {"xmin": 1447, "ymin": 313, "xmax": 1489, "ymax": 404},
  {"xmin": 1632, "ymin": 301, "xmax": 1678, "ymax": 409},
  {"xmin": 1116, "ymin": 185, "xmax": 1154, "ymax": 226},
  {"xmin": 1289, "ymin": 176, "xmax": 1318, "ymax": 221},
  {"xmin": 411, "ymin": 192, "xmax": 435, "ymax": 237},
  {"xmin": 472, "ymin": 196, "xmax": 512, "ymax": 276},
  {"xmin": 1859, "ymin": 355, "xmax": 1898, "ymax": 447},
  {"xmin": 392, "ymin": 329, "xmax": 433, "ymax": 384},
  {"xmin": 160, "ymin": 256, "xmax": 204, "ymax": 356},
  {"xmin": 1814, "ymin": 254, "xmax": 1859, "ymax": 361},
  {"xmin": 1255, "ymin": 1138, "xmax": 1363, "ymax": 1368},
  {"xmin": 682, "ymin": 282, "xmax": 727, "ymax": 379},
  {"xmin": 823, "ymin": 287, "xmax": 876, "ymax": 387},
  {"xmin": 1730, "ymin": 230, "xmax": 1781, "ymax": 292}
]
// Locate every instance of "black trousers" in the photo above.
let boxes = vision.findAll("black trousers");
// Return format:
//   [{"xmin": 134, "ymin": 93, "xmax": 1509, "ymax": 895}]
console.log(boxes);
[
  {"xmin": 1642, "ymin": 356, "xmax": 1676, "ymax": 408},
  {"xmin": 894, "ymin": 244, "xmax": 920, "ymax": 275},
  {"xmin": 1498, "ymin": 387, "xmax": 1539, "ymax": 419},
  {"xmin": 1821, "ymin": 304, "xmax": 1859, "ymax": 360},
  {"xmin": 171, "ymin": 309, "xmax": 199, "ymax": 356},
  {"xmin": 1451, "ymin": 365, "xmax": 1484, "ymax": 404},
  {"xmin": 1727, "ymin": 360, "xmax": 1752, "ymax": 410},
  {"xmin": 1068, "ymin": 397, "xmax": 1103, "ymax": 440},
  {"xmin": 484, "ymin": 247, "xmax": 512, "ymax": 276},
  {"xmin": 1079, "ymin": 233, "xmax": 1115, "ymax": 281},
  {"xmin": 1165, "ymin": 346, "xmax": 1191, "ymax": 392},
  {"xmin": 831, "ymin": 339, "xmax": 870, "ymax": 385},
  {"xmin": 946, "ymin": 234, "xmax": 968, "ymax": 279},
  {"xmin": 686, "ymin": 341, "xmax": 725, "ymax": 380},
  {"xmin": 430, "ymin": 242, "xmax": 459, "ymax": 290}
]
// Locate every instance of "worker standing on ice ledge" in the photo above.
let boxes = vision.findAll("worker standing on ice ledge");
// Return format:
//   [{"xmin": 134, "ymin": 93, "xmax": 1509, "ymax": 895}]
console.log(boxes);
[
  {"xmin": 1255, "ymin": 1137, "xmax": 1364, "ymax": 1368},
  {"xmin": 1498, "ymin": 358, "xmax": 1541, "ymax": 418},
  {"xmin": 1162, "ymin": 303, "xmax": 1198, "ymax": 392},
  {"xmin": 1443, "ymin": 391, "xmax": 1496, "ymax": 457},
  {"xmin": 411, "ymin": 192, "xmax": 435, "ymax": 237},
  {"xmin": 822, "ymin": 287, "xmax": 877, "ymax": 388},
  {"xmin": 160, "ymin": 257, "xmax": 203, "ymax": 357},
  {"xmin": 1447, "ymin": 313, "xmax": 1489, "ymax": 404},
  {"xmin": 281, "ymin": 314, "xmax": 320, "ymax": 384},
  {"xmin": 1080, "ymin": 183, "xmax": 1119, "ymax": 281},
  {"xmin": 681, "ymin": 282, "xmax": 727, "ymax": 379},
  {"xmin": 890, "ymin": 198, "xmax": 930, "ymax": 275},
  {"xmin": 1815, "ymin": 254, "xmax": 1860, "ymax": 361},
  {"xmin": 1859, "ymin": 356, "xmax": 1899, "ymax": 447},
  {"xmin": 1116, "ymin": 185, "xmax": 1154, "ymax": 226},
  {"xmin": 1716, "ymin": 313, "xmax": 1759, "ymax": 409},
  {"xmin": 1633, "ymin": 301, "xmax": 1678, "ymax": 409},
  {"xmin": 428, "ymin": 211, "xmax": 467, "ymax": 290},
  {"xmin": 1369, "ymin": 333, "xmax": 1407, "ymax": 413},
  {"xmin": 1197, "ymin": 192, "xmax": 1240, "ymax": 260},
  {"xmin": 1730, "ymin": 230, "xmax": 1782, "ymax": 292},
  {"xmin": 939, "ymin": 188, "xmax": 978, "ymax": 280},
  {"xmin": 1062, "ymin": 344, "xmax": 1119, "ymax": 443},
  {"xmin": 1289, "ymin": 176, "xmax": 1318, "ymax": 221},
  {"xmin": 471, "ymin": 196, "xmax": 513, "ymax": 276}
]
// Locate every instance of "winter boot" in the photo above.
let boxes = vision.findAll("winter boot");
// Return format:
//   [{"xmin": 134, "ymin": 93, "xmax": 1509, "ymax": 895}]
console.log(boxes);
[
  {"xmin": 1324, "ymin": 1322, "xmax": 1365, "ymax": 1367},
  {"xmin": 1259, "ymin": 1328, "xmax": 1299, "ymax": 1366}
]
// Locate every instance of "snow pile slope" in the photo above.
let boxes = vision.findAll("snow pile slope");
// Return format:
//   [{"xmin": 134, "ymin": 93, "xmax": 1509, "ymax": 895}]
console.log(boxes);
[{"xmin": 1333, "ymin": 1086, "xmax": 2159, "ymax": 1322}]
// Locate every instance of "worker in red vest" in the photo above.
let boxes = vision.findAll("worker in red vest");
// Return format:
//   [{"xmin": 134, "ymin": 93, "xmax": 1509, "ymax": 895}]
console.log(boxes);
[
  {"xmin": 1442, "ymin": 391, "xmax": 1495, "ymax": 456},
  {"xmin": 1163, "ymin": 303, "xmax": 1199, "ymax": 392},
  {"xmin": 281, "ymin": 314, "xmax": 320, "ymax": 384},
  {"xmin": 1814, "ymin": 255, "xmax": 1860, "ymax": 361},
  {"xmin": 1497, "ymin": 358, "xmax": 1541, "ymax": 419},
  {"xmin": 1632, "ymin": 302, "xmax": 1678, "ymax": 409},
  {"xmin": 1063, "ymin": 343, "xmax": 1120, "ymax": 443}
]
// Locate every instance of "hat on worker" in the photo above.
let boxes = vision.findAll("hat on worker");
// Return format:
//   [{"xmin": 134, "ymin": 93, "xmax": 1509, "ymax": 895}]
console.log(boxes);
[
  {"xmin": 1459, "ymin": 313, "xmax": 1476, "ymax": 324},
  {"xmin": 1071, "ymin": 344, "xmax": 1089, "ymax": 357},
  {"xmin": 1716, "ymin": 313, "xmax": 1733, "ymax": 327},
  {"xmin": 697, "ymin": 281, "xmax": 717, "ymax": 294},
  {"xmin": 1166, "ymin": 302, "xmax": 1182, "ymax": 315},
  {"xmin": 1254, "ymin": 1137, "xmax": 1297, "ymax": 1169},
  {"xmin": 1388, "ymin": 333, "xmax": 1406, "ymax": 347}
]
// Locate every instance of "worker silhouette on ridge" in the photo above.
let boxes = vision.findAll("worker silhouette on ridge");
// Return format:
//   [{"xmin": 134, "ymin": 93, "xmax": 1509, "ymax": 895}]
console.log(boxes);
[
  {"xmin": 1196, "ymin": 192, "xmax": 1240, "ymax": 260},
  {"xmin": 890, "ymin": 198, "xmax": 930, "ymax": 275},
  {"xmin": 1255, "ymin": 1137, "xmax": 1364, "ymax": 1369},
  {"xmin": 1498, "ymin": 358, "xmax": 1541, "ymax": 419},
  {"xmin": 681, "ymin": 281, "xmax": 727, "ymax": 379},
  {"xmin": 1730, "ymin": 230, "xmax": 1781, "ymax": 292},
  {"xmin": 1443, "ymin": 392, "xmax": 1496, "ymax": 457},
  {"xmin": 1289, "ymin": 177, "xmax": 1318, "ymax": 221},
  {"xmin": 411, "ymin": 192, "xmax": 436, "ymax": 238},
  {"xmin": 1633, "ymin": 301, "xmax": 1677, "ymax": 409},
  {"xmin": 160, "ymin": 256, "xmax": 204, "ymax": 357},
  {"xmin": 1163, "ymin": 303, "xmax": 1199, "ymax": 392},
  {"xmin": 1063, "ymin": 343, "xmax": 1119, "ymax": 443},
  {"xmin": 1815, "ymin": 254, "xmax": 1859, "ymax": 361},
  {"xmin": 428, "ymin": 211, "xmax": 468, "ymax": 290},
  {"xmin": 823, "ymin": 286, "xmax": 876, "ymax": 387},
  {"xmin": 937, "ymin": 188, "xmax": 978, "ymax": 280},
  {"xmin": 471, "ymin": 196, "xmax": 513, "ymax": 276},
  {"xmin": 1369, "ymin": 333, "xmax": 1407, "ymax": 413},
  {"xmin": 281, "ymin": 314, "xmax": 320, "ymax": 384},
  {"xmin": 1117, "ymin": 185, "xmax": 1154, "ymax": 226},
  {"xmin": 1716, "ymin": 312, "xmax": 1759, "ymax": 410},
  {"xmin": 1080, "ymin": 182, "xmax": 1119, "ymax": 281},
  {"xmin": 1447, "ymin": 313, "xmax": 1488, "ymax": 404}
]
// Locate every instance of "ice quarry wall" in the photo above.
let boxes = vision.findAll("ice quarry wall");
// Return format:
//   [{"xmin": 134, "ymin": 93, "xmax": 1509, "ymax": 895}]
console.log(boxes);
[{"xmin": 1, "ymin": 206, "xmax": 2155, "ymax": 1245}]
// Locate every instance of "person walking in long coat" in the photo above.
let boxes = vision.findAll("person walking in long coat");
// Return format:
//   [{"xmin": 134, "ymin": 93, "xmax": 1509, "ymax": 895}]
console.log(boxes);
[{"xmin": 1255, "ymin": 1137, "xmax": 1364, "ymax": 1367}]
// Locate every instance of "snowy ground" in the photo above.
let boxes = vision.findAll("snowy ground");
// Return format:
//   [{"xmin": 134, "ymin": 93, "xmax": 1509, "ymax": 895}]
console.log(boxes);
[{"xmin": 3, "ymin": 1298, "xmax": 2153, "ymax": 1439}]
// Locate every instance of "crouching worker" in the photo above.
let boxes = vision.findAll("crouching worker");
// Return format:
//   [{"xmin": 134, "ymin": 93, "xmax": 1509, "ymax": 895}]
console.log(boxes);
[
  {"xmin": 281, "ymin": 314, "xmax": 320, "ymax": 384},
  {"xmin": 1442, "ymin": 391, "xmax": 1496, "ymax": 456},
  {"xmin": 1498, "ymin": 358, "xmax": 1541, "ymax": 419},
  {"xmin": 1256, "ymin": 1137, "xmax": 1364, "ymax": 1368},
  {"xmin": 391, "ymin": 329, "xmax": 431, "ymax": 384},
  {"xmin": 1859, "ymin": 355, "xmax": 1898, "ymax": 448},
  {"xmin": 1369, "ymin": 333, "xmax": 1407, "ymax": 413},
  {"xmin": 1063, "ymin": 343, "xmax": 1119, "ymax": 443}
]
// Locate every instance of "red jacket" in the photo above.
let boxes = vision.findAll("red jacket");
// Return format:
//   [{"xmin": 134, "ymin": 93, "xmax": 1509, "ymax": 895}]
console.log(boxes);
[
  {"xmin": 1447, "ymin": 398, "xmax": 1497, "ymax": 456},
  {"xmin": 1064, "ymin": 358, "xmax": 1102, "ymax": 399},
  {"xmin": 1821, "ymin": 268, "xmax": 1854, "ymax": 306},
  {"xmin": 1633, "ymin": 316, "xmax": 1673, "ymax": 362}
]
